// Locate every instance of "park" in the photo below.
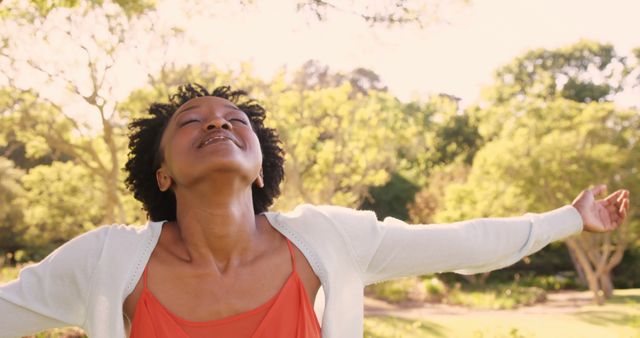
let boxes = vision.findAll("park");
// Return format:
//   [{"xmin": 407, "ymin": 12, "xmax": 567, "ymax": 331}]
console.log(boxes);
[{"xmin": 0, "ymin": 0, "xmax": 638, "ymax": 337}]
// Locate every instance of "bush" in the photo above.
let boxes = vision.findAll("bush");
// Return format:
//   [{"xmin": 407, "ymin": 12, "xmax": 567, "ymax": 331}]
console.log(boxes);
[
  {"xmin": 366, "ymin": 276, "xmax": 451, "ymax": 304},
  {"xmin": 0, "ymin": 264, "xmax": 22, "ymax": 283},
  {"xmin": 614, "ymin": 245, "xmax": 640, "ymax": 289},
  {"xmin": 423, "ymin": 276, "xmax": 448, "ymax": 302},
  {"xmin": 515, "ymin": 272, "xmax": 582, "ymax": 291},
  {"xmin": 447, "ymin": 284, "xmax": 546, "ymax": 310},
  {"xmin": 366, "ymin": 277, "xmax": 425, "ymax": 303}
]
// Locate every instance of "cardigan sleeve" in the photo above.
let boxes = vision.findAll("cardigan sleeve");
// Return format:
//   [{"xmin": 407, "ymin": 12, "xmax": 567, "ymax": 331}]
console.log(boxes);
[
  {"xmin": 0, "ymin": 226, "xmax": 109, "ymax": 337},
  {"xmin": 318, "ymin": 205, "xmax": 583, "ymax": 285}
]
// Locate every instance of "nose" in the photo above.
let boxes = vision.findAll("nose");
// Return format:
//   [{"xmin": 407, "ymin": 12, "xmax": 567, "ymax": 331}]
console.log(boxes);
[{"xmin": 205, "ymin": 116, "xmax": 232, "ymax": 130}]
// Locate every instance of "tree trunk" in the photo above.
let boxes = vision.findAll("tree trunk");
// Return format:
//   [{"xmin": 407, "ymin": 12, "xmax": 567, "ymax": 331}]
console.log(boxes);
[
  {"xmin": 462, "ymin": 272, "xmax": 491, "ymax": 286},
  {"xmin": 565, "ymin": 232, "xmax": 628, "ymax": 305},
  {"xmin": 567, "ymin": 248, "xmax": 587, "ymax": 287},
  {"xmin": 599, "ymin": 271, "xmax": 614, "ymax": 299}
]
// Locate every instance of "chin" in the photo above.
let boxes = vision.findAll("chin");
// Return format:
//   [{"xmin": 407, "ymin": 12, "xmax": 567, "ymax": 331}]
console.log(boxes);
[{"xmin": 182, "ymin": 160, "xmax": 258, "ymax": 182}]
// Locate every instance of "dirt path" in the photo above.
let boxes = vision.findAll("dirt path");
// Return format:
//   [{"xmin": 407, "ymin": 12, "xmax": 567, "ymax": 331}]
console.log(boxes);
[{"xmin": 364, "ymin": 290, "xmax": 597, "ymax": 318}]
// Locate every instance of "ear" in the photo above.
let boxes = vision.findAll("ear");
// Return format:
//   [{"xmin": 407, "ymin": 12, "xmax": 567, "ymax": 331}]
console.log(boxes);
[
  {"xmin": 254, "ymin": 170, "xmax": 264, "ymax": 188},
  {"xmin": 156, "ymin": 167, "xmax": 173, "ymax": 192}
]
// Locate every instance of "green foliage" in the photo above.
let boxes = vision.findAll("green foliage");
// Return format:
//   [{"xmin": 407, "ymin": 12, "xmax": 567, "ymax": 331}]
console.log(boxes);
[
  {"xmin": 516, "ymin": 273, "xmax": 580, "ymax": 291},
  {"xmin": 19, "ymin": 161, "xmax": 105, "ymax": 259},
  {"xmin": 1, "ymin": 264, "xmax": 23, "ymax": 283},
  {"xmin": 422, "ymin": 276, "xmax": 448, "ymax": 302},
  {"xmin": 267, "ymin": 82, "xmax": 404, "ymax": 209},
  {"xmin": 447, "ymin": 284, "xmax": 547, "ymax": 310},
  {"xmin": 483, "ymin": 40, "xmax": 629, "ymax": 106},
  {"xmin": 360, "ymin": 173, "xmax": 419, "ymax": 221},
  {"xmin": 366, "ymin": 277, "xmax": 426, "ymax": 303},
  {"xmin": 0, "ymin": 157, "xmax": 27, "ymax": 257},
  {"xmin": 366, "ymin": 275, "xmax": 549, "ymax": 310},
  {"xmin": 408, "ymin": 160, "xmax": 470, "ymax": 224},
  {"xmin": 362, "ymin": 93, "xmax": 480, "ymax": 221},
  {"xmin": 437, "ymin": 98, "xmax": 640, "ymax": 222},
  {"xmin": 614, "ymin": 245, "xmax": 640, "ymax": 288},
  {"xmin": 397, "ymin": 94, "xmax": 481, "ymax": 186},
  {"xmin": 366, "ymin": 276, "xmax": 448, "ymax": 304}
]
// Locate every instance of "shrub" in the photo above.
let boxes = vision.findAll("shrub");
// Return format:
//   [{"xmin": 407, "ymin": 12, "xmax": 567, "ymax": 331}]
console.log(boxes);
[
  {"xmin": 366, "ymin": 277, "xmax": 425, "ymax": 303},
  {"xmin": 423, "ymin": 276, "xmax": 448, "ymax": 302},
  {"xmin": 516, "ymin": 272, "xmax": 581, "ymax": 291},
  {"xmin": 0, "ymin": 264, "xmax": 22, "ymax": 283},
  {"xmin": 447, "ymin": 284, "xmax": 546, "ymax": 310}
]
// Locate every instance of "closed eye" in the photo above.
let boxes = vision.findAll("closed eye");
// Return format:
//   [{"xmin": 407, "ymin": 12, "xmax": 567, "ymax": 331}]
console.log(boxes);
[
  {"xmin": 230, "ymin": 118, "xmax": 248, "ymax": 125},
  {"xmin": 180, "ymin": 119, "xmax": 199, "ymax": 127}
]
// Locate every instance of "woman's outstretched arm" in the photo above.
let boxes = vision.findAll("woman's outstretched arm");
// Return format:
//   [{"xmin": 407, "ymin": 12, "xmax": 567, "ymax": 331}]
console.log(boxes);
[{"xmin": 329, "ymin": 185, "xmax": 629, "ymax": 285}]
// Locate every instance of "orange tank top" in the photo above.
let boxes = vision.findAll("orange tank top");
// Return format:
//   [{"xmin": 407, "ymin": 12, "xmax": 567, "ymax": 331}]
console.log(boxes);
[{"xmin": 129, "ymin": 238, "xmax": 322, "ymax": 338}]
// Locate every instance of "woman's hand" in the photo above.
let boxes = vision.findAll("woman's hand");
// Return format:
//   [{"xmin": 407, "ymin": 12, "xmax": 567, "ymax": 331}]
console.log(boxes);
[{"xmin": 571, "ymin": 184, "xmax": 630, "ymax": 233}]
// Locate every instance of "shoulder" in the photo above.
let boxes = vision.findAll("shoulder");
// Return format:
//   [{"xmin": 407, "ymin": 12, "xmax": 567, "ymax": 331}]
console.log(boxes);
[
  {"xmin": 265, "ymin": 204, "xmax": 384, "ymax": 254},
  {"xmin": 23, "ymin": 222, "xmax": 158, "ymax": 277},
  {"xmin": 267, "ymin": 205, "xmax": 389, "ymax": 281},
  {"xmin": 270, "ymin": 204, "xmax": 379, "ymax": 225}
]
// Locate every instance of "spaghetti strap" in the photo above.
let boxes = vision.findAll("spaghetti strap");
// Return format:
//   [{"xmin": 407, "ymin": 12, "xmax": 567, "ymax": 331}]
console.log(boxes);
[
  {"xmin": 142, "ymin": 264, "xmax": 149, "ymax": 289},
  {"xmin": 285, "ymin": 238, "xmax": 296, "ymax": 272}
]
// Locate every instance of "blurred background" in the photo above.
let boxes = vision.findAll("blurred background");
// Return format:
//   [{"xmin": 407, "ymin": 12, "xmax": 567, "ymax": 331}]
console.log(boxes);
[{"xmin": 0, "ymin": 0, "xmax": 638, "ymax": 337}]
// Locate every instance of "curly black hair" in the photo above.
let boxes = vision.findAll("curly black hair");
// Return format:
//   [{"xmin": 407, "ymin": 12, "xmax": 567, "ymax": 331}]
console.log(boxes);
[{"xmin": 124, "ymin": 84, "xmax": 285, "ymax": 221}]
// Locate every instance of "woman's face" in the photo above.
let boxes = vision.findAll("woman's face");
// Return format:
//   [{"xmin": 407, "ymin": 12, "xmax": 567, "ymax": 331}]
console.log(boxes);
[{"xmin": 156, "ymin": 96, "xmax": 263, "ymax": 191}]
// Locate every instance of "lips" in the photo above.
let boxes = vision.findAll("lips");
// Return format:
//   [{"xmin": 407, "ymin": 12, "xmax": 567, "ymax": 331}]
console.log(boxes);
[{"xmin": 197, "ymin": 131, "xmax": 240, "ymax": 148}]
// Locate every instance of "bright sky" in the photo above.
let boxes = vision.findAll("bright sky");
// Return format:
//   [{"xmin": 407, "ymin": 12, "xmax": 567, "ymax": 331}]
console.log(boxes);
[
  {"xmin": 168, "ymin": 0, "xmax": 640, "ymax": 107},
  {"xmin": 3, "ymin": 0, "xmax": 638, "ymax": 119}
]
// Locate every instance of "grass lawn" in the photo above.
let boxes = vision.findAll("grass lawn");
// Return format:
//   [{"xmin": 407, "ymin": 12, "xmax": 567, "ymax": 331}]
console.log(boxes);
[{"xmin": 364, "ymin": 289, "xmax": 640, "ymax": 338}]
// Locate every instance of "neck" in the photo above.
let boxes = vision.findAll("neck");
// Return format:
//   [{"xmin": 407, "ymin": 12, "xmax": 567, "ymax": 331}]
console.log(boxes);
[{"xmin": 171, "ymin": 176, "xmax": 263, "ymax": 273}]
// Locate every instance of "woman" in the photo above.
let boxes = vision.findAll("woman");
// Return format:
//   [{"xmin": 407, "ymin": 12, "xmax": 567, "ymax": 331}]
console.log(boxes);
[{"xmin": 0, "ymin": 84, "xmax": 630, "ymax": 338}]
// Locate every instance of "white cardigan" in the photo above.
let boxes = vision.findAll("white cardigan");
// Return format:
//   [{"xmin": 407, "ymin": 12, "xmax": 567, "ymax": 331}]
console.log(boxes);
[{"xmin": 0, "ymin": 204, "xmax": 582, "ymax": 338}]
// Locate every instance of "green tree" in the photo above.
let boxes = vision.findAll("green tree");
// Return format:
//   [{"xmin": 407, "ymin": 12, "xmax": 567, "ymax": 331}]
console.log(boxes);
[
  {"xmin": 485, "ymin": 40, "xmax": 629, "ymax": 104},
  {"xmin": 19, "ymin": 161, "xmax": 106, "ymax": 259},
  {"xmin": 443, "ymin": 41, "xmax": 640, "ymax": 303},
  {"xmin": 363, "ymin": 93, "xmax": 481, "ymax": 221},
  {"xmin": 398, "ymin": 94, "xmax": 481, "ymax": 186},
  {"xmin": 0, "ymin": 157, "xmax": 27, "ymax": 265},
  {"xmin": 360, "ymin": 172, "xmax": 420, "ymax": 221},
  {"xmin": 291, "ymin": 60, "xmax": 388, "ymax": 95},
  {"xmin": 408, "ymin": 159, "xmax": 470, "ymax": 225},
  {"xmin": 477, "ymin": 40, "xmax": 637, "ymax": 141},
  {"xmin": 0, "ymin": 0, "xmax": 185, "ymax": 225},
  {"xmin": 265, "ymin": 81, "xmax": 405, "ymax": 209},
  {"xmin": 437, "ymin": 98, "xmax": 640, "ymax": 304}
]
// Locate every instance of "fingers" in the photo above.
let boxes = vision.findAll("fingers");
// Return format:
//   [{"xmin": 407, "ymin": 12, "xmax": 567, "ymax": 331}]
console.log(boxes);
[
  {"xmin": 603, "ymin": 189, "xmax": 624, "ymax": 204},
  {"xmin": 620, "ymin": 197, "xmax": 629, "ymax": 219},
  {"xmin": 590, "ymin": 184, "xmax": 607, "ymax": 197},
  {"xmin": 607, "ymin": 189, "xmax": 630, "ymax": 226},
  {"xmin": 605, "ymin": 189, "xmax": 626, "ymax": 203},
  {"xmin": 604, "ymin": 190, "xmax": 629, "ymax": 208},
  {"xmin": 594, "ymin": 188, "xmax": 630, "ymax": 232},
  {"xmin": 617, "ymin": 190, "xmax": 629, "ymax": 203}
]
